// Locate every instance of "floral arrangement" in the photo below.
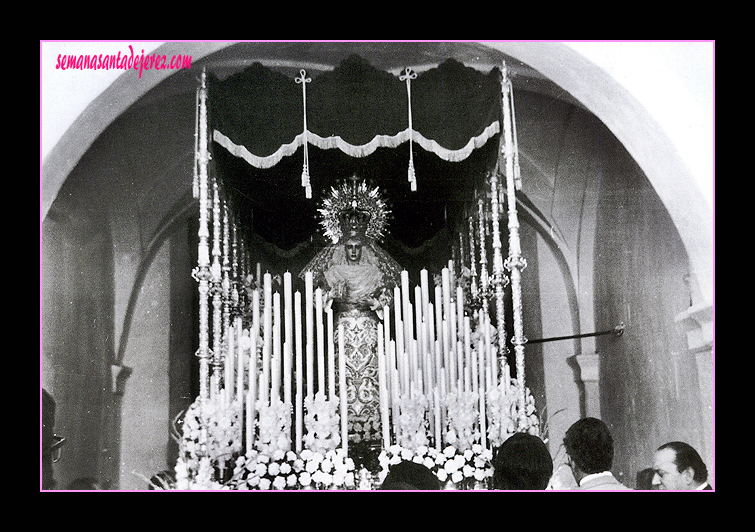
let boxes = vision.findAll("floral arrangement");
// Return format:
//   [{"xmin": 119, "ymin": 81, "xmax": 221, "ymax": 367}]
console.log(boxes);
[
  {"xmin": 444, "ymin": 389, "xmax": 481, "ymax": 451},
  {"xmin": 486, "ymin": 377, "xmax": 540, "ymax": 447},
  {"xmin": 230, "ymin": 448, "xmax": 356, "ymax": 490},
  {"xmin": 255, "ymin": 400, "xmax": 292, "ymax": 456},
  {"xmin": 394, "ymin": 390, "xmax": 430, "ymax": 451},
  {"xmin": 378, "ymin": 443, "xmax": 493, "ymax": 489},
  {"xmin": 303, "ymin": 392, "xmax": 341, "ymax": 454},
  {"xmin": 174, "ymin": 395, "xmax": 243, "ymax": 490}
]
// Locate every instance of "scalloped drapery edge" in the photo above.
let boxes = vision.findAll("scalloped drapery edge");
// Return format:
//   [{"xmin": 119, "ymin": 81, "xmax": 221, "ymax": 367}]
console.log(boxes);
[{"xmin": 213, "ymin": 121, "xmax": 501, "ymax": 170}]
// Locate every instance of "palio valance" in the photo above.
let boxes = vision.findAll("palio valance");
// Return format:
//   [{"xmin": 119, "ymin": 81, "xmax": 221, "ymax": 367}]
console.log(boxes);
[{"xmin": 209, "ymin": 54, "xmax": 502, "ymax": 173}]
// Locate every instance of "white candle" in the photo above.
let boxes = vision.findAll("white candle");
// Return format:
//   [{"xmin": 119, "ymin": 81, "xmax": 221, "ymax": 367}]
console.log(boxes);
[
  {"xmin": 284, "ymin": 272, "xmax": 293, "ymax": 402},
  {"xmin": 262, "ymin": 273, "xmax": 272, "ymax": 404},
  {"xmin": 284, "ymin": 340, "xmax": 292, "ymax": 406},
  {"xmin": 225, "ymin": 324, "xmax": 234, "ymax": 406},
  {"xmin": 338, "ymin": 323, "xmax": 348, "ymax": 455},
  {"xmin": 464, "ymin": 316, "xmax": 472, "ymax": 393},
  {"xmin": 414, "ymin": 285, "xmax": 423, "ymax": 390},
  {"xmin": 251, "ymin": 289, "xmax": 260, "ymax": 398},
  {"xmin": 456, "ymin": 286, "xmax": 465, "ymax": 390},
  {"xmin": 236, "ymin": 316, "xmax": 244, "ymax": 404},
  {"xmin": 434, "ymin": 387, "xmax": 441, "ymax": 451},
  {"xmin": 272, "ymin": 292, "xmax": 281, "ymax": 403},
  {"xmin": 305, "ymin": 271, "xmax": 314, "ymax": 400},
  {"xmin": 383, "ymin": 305, "xmax": 391, "ymax": 401},
  {"xmin": 315, "ymin": 287, "xmax": 325, "ymax": 396},
  {"xmin": 377, "ymin": 322, "xmax": 390, "ymax": 449},
  {"xmin": 327, "ymin": 307, "xmax": 335, "ymax": 401},
  {"xmin": 294, "ymin": 291, "xmax": 303, "ymax": 452},
  {"xmin": 478, "ymin": 334, "xmax": 487, "ymax": 449}
]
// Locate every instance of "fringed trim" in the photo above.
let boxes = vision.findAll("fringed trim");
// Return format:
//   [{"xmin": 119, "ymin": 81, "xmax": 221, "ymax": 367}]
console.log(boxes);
[{"xmin": 213, "ymin": 121, "xmax": 501, "ymax": 170}]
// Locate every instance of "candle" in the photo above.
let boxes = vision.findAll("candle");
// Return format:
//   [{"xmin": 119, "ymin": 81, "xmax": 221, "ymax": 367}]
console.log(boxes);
[
  {"xmin": 262, "ymin": 273, "xmax": 272, "ymax": 404},
  {"xmin": 284, "ymin": 340, "xmax": 292, "ymax": 406},
  {"xmin": 225, "ymin": 324, "xmax": 234, "ymax": 406},
  {"xmin": 284, "ymin": 272, "xmax": 293, "ymax": 402},
  {"xmin": 434, "ymin": 387, "xmax": 441, "ymax": 451},
  {"xmin": 464, "ymin": 316, "xmax": 472, "ymax": 393},
  {"xmin": 315, "ymin": 288, "xmax": 325, "ymax": 396},
  {"xmin": 478, "ymin": 334, "xmax": 487, "ymax": 449},
  {"xmin": 456, "ymin": 286, "xmax": 465, "ymax": 391},
  {"xmin": 236, "ymin": 316, "xmax": 244, "ymax": 403},
  {"xmin": 414, "ymin": 285, "xmax": 423, "ymax": 390},
  {"xmin": 248, "ymin": 294, "xmax": 259, "ymax": 453},
  {"xmin": 383, "ymin": 305, "xmax": 391, "ymax": 401},
  {"xmin": 294, "ymin": 291, "xmax": 303, "ymax": 452},
  {"xmin": 377, "ymin": 322, "xmax": 390, "ymax": 449},
  {"xmin": 338, "ymin": 323, "xmax": 348, "ymax": 454},
  {"xmin": 251, "ymin": 289, "xmax": 260, "ymax": 398},
  {"xmin": 327, "ymin": 307, "xmax": 335, "ymax": 401},
  {"xmin": 272, "ymin": 292, "xmax": 281, "ymax": 403},
  {"xmin": 305, "ymin": 271, "xmax": 314, "ymax": 400}
]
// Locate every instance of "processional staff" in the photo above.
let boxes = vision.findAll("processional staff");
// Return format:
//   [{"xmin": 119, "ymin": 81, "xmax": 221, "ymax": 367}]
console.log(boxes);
[
  {"xmin": 500, "ymin": 62, "xmax": 529, "ymax": 430},
  {"xmin": 192, "ymin": 68, "xmax": 212, "ymax": 400}
]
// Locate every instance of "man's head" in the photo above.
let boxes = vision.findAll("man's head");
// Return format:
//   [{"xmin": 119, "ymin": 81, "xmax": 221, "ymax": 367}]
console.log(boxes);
[
  {"xmin": 563, "ymin": 417, "xmax": 614, "ymax": 477},
  {"xmin": 652, "ymin": 441, "xmax": 708, "ymax": 490}
]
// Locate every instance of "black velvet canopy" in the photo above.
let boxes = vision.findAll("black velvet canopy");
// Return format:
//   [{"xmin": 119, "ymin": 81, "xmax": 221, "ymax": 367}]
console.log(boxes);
[{"xmin": 207, "ymin": 54, "xmax": 504, "ymax": 274}]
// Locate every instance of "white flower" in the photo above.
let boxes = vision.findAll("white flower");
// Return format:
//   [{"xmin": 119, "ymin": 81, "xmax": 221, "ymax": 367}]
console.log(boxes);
[
  {"xmin": 259, "ymin": 478, "xmax": 271, "ymax": 490},
  {"xmin": 451, "ymin": 470, "xmax": 464, "ymax": 484},
  {"xmin": 299, "ymin": 472, "xmax": 312, "ymax": 487},
  {"xmin": 272, "ymin": 476, "xmax": 286, "ymax": 490},
  {"xmin": 279, "ymin": 462, "xmax": 292, "ymax": 475},
  {"xmin": 268, "ymin": 462, "xmax": 280, "ymax": 476},
  {"xmin": 287, "ymin": 474, "xmax": 298, "ymax": 488}
]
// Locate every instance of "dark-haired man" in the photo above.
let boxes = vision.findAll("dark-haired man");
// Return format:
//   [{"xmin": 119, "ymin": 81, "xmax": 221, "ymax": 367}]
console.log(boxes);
[{"xmin": 652, "ymin": 441, "xmax": 712, "ymax": 490}]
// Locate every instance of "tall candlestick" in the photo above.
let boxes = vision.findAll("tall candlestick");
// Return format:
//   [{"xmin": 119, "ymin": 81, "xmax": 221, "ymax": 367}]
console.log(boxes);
[
  {"xmin": 272, "ymin": 292, "xmax": 281, "ymax": 403},
  {"xmin": 383, "ymin": 304, "xmax": 392, "ymax": 401},
  {"xmin": 327, "ymin": 307, "xmax": 335, "ymax": 401},
  {"xmin": 284, "ymin": 272, "xmax": 293, "ymax": 401},
  {"xmin": 315, "ymin": 288, "xmax": 325, "ymax": 395},
  {"xmin": 225, "ymin": 324, "xmax": 234, "ymax": 406},
  {"xmin": 262, "ymin": 273, "xmax": 272, "ymax": 404},
  {"xmin": 305, "ymin": 272, "xmax": 314, "ymax": 400},
  {"xmin": 236, "ymin": 316, "xmax": 244, "ymax": 403},
  {"xmin": 338, "ymin": 323, "xmax": 348, "ymax": 455},
  {"xmin": 478, "ymin": 334, "xmax": 487, "ymax": 449},
  {"xmin": 377, "ymin": 322, "xmax": 390, "ymax": 449},
  {"xmin": 251, "ymin": 289, "xmax": 260, "ymax": 397},
  {"xmin": 464, "ymin": 316, "xmax": 472, "ymax": 393},
  {"xmin": 284, "ymin": 340, "xmax": 292, "ymax": 406},
  {"xmin": 294, "ymin": 291, "xmax": 304, "ymax": 452},
  {"xmin": 414, "ymin": 285, "xmax": 424, "ymax": 390}
]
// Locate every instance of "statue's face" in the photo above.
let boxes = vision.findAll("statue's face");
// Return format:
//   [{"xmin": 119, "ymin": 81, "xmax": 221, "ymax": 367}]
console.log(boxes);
[{"xmin": 345, "ymin": 239, "xmax": 363, "ymax": 264}]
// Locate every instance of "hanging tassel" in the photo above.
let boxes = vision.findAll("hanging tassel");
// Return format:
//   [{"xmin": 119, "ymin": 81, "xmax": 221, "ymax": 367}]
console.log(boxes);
[
  {"xmin": 400, "ymin": 67, "xmax": 418, "ymax": 191},
  {"xmin": 296, "ymin": 69, "xmax": 312, "ymax": 198}
]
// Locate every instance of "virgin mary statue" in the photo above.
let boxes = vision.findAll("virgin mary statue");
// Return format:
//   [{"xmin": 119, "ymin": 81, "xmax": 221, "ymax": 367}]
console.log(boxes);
[{"xmin": 300, "ymin": 179, "xmax": 402, "ymax": 444}]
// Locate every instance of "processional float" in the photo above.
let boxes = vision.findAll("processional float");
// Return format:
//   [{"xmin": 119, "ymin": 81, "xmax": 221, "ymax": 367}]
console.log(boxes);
[{"xmin": 176, "ymin": 62, "xmax": 540, "ymax": 490}]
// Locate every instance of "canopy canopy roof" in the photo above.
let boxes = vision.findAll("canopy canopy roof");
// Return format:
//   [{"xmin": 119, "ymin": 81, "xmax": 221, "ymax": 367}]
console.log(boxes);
[{"xmin": 207, "ymin": 54, "xmax": 505, "ymax": 268}]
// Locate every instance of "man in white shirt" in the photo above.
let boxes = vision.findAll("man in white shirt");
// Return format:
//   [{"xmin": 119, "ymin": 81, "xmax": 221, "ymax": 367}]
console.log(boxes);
[
  {"xmin": 652, "ymin": 441, "xmax": 712, "ymax": 490},
  {"xmin": 563, "ymin": 417, "xmax": 632, "ymax": 490}
]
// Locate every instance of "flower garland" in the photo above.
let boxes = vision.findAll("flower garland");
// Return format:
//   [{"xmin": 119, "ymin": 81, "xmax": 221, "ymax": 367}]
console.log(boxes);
[
  {"xmin": 303, "ymin": 392, "xmax": 341, "ymax": 454},
  {"xmin": 231, "ymin": 448, "xmax": 356, "ymax": 490},
  {"xmin": 378, "ymin": 443, "xmax": 493, "ymax": 489}
]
